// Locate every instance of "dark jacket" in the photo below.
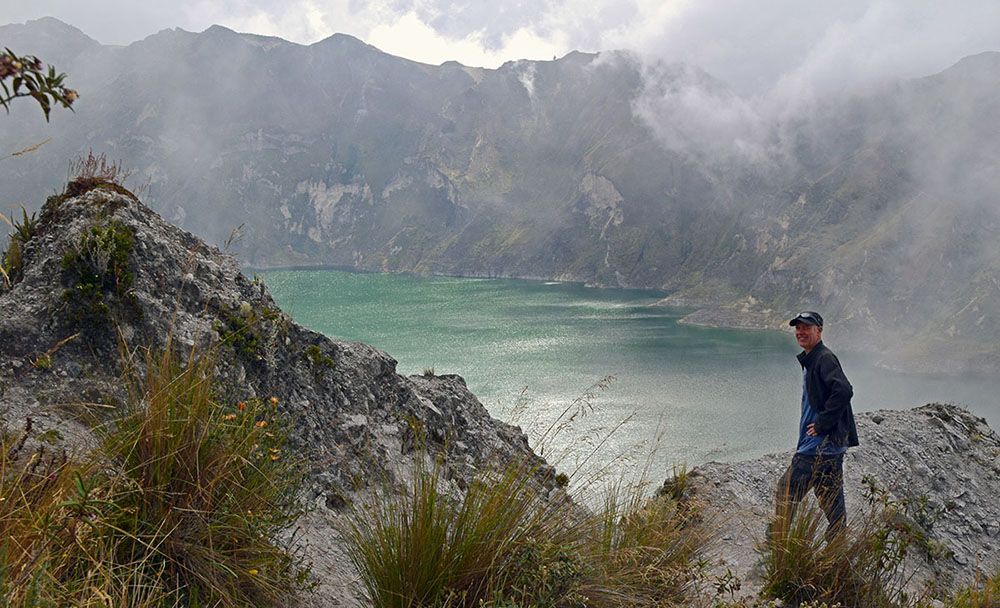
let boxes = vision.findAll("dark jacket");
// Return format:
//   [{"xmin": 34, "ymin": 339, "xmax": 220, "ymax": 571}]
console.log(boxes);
[{"xmin": 797, "ymin": 341, "xmax": 859, "ymax": 448}]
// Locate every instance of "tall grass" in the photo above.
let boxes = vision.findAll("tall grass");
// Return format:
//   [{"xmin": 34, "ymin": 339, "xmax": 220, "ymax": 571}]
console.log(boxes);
[
  {"xmin": 581, "ymin": 480, "xmax": 706, "ymax": 606},
  {"xmin": 0, "ymin": 339, "xmax": 308, "ymax": 607},
  {"xmin": 100, "ymin": 338, "xmax": 306, "ymax": 605},
  {"xmin": 345, "ymin": 372, "xmax": 712, "ymax": 608},
  {"xmin": 758, "ymin": 489, "xmax": 918, "ymax": 608},
  {"xmin": 345, "ymin": 456, "xmax": 709, "ymax": 607},
  {"xmin": 345, "ymin": 459, "xmax": 581, "ymax": 608},
  {"xmin": 0, "ymin": 419, "xmax": 82, "ymax": 605},
  {"xmin": 948, "ymin": 570, "xmax": 999, "ymax": 608}
]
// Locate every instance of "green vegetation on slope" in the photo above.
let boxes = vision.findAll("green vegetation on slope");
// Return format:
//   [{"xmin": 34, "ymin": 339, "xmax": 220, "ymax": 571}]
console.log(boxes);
[{"xmin": 0, "ymin": 340, "xmax": 309, "ymax": 607}]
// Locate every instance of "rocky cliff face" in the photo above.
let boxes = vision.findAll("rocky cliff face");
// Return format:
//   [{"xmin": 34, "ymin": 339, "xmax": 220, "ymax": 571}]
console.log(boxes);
[
  {"xmin": 0, "ymin": 182, "xmax": 554, "ymax": 605},
  {"xmin": 1, "ymin": 18, "xmax": 996, "ymax": 374}
]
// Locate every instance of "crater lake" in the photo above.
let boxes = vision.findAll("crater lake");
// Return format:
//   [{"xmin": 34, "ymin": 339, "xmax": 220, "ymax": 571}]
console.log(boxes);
[{"xmin": 262, "ymin": 269, "xmax": 1000, "ymax": 483}]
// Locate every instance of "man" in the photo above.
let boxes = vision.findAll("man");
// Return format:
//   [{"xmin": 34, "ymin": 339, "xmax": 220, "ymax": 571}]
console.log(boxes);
[{"xmin": 776, "ymin": 311, "xmax": 858, "ymax": 537}]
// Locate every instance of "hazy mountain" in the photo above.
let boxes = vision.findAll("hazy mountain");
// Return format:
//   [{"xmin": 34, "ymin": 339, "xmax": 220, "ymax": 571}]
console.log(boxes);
[{"xmin": 1, "ymin": 18, "xmax": 997, "ymax": 373}]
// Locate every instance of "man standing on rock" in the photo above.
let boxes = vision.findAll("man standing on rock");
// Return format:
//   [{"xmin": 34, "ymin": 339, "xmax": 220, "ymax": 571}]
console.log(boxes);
[{"xmin": 776, "ymin": 311, "xmax": 858, "ymax": 537}]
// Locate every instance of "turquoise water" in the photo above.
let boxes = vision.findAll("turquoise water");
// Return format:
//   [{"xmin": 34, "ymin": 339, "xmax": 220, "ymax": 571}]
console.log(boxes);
[{"xmin": 262, "ymin": 269, "xmax": 1000, "ymax": 479}]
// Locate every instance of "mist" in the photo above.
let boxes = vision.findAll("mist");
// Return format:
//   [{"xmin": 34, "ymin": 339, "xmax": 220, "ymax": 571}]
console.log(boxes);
[
  {"xmin": 1, "ymin": 4, "xmax": 998, "ymax": 378},
  {"xmin": 6, "ymin": 1, "xmax": 999, "ymax": 92}
]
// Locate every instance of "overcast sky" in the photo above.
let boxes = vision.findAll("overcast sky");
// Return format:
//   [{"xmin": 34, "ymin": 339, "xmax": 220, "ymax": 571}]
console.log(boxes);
[{"xmin": 4, "ymin": 0, "xmax": 999, "ymax": 94}]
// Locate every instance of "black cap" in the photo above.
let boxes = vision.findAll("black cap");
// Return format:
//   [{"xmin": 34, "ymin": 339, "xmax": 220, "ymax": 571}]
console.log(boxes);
[{"xmin": 789, "ymin": 311, "xmax": 823, "ymax": 327}]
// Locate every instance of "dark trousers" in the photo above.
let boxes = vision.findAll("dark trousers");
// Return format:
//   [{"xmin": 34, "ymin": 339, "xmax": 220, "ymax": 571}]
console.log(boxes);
[{"xmin": 776, "ymin": 452, "xmax": 847, "ymax": 537}]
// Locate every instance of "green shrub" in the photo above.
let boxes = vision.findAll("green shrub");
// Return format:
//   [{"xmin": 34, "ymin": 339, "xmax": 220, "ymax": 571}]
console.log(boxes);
[
  {"xmin": 304, "ymin": 344, "xmax": 335, "ymax": 370},
  {"xmin": 214, "ymin": 304, "xmax": 284, "ymax": 360}
]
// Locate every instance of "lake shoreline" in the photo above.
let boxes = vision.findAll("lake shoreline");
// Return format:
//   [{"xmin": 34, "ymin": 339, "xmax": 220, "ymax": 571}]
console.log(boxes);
[
  {"xmin": 250, "ymin": 263, "xmax": 995, "ymax": 379},
  {"xmin": 261, "ymin": 268, "xmax": 1000, "ymax": 455}
]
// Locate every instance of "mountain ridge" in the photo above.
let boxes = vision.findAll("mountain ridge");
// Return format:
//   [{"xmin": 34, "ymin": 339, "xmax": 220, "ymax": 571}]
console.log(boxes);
[{"xmin": 1, "ymin": 18, "xmax": 997, "ymax": 374}]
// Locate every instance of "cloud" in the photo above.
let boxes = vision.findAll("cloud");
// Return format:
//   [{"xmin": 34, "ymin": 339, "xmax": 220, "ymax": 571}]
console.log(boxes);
[
  {"xmin": 5, "ymin": 0, "xmax": 999, "ymax": 94},
  {"xmin": 771, "ymin": 1, "xmax": 1000, "ymax": 101},
  {"xmin": 365, "ymin": 11, "xmax": 567, "ymax": 66},
  {"xmin": 632, "ymin": 61, "xmax": 769, "ymax": 163}
]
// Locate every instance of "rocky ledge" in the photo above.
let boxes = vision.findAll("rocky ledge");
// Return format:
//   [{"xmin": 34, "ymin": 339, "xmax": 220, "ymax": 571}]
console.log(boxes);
[{"xmin": 686, "ymin": 403, "xmax": 1000, "ymax": 599}]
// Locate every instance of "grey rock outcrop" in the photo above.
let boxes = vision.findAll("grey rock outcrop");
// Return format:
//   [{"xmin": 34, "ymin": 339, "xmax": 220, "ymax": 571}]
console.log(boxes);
[
  {"xmin": 0, "ymin": 184, "xmax": 552, "ymax": 606},
  {"xmin": 685, "ymin": 403, "xmax": 1000, "ymax": 599}
]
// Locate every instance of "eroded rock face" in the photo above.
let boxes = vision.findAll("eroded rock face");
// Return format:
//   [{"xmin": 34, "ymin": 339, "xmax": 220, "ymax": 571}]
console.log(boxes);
[
  {"xmin": 0, "ymin": 186, "xmax": 550, "ymax": 606},
  {"xmin": 685, "ymin": 403, "xmax": 1000, "ymax": 599}
]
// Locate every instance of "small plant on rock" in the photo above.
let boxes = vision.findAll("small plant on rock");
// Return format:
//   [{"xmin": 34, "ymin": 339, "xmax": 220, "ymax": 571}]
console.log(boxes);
[
  {"xmin": 0, "ymin": 207, "xmax": 38, "ymax": 287},
  {"xmin": 214, "ymin": 304, "xmax": 285, "ymax": 362},
  {"xmin": 657, "ymin": 463, "xmax": 691, "ymax": 501},
  {"xmin": 60, "ymin": 219, "xmax": 136, "ymax": 328},
  {"xmin": 304, "ymin": 344, "xmax": 335, "ymax": 370},
  {"xmin": 44, "ymin": 151, "xmax": 143, "ymax": 210}
]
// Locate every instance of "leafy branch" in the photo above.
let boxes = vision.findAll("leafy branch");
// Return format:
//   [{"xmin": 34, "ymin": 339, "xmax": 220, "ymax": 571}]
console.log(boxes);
[{"xmin": 0, "ymin": 48, "xmax": 77, "ymax": 121}]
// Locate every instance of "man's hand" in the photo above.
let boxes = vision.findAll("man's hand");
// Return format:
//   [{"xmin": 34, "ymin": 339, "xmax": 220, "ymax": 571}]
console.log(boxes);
[{"xmin": 806, "ymin": 423, "xmax": 818, "ymax": 436}]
